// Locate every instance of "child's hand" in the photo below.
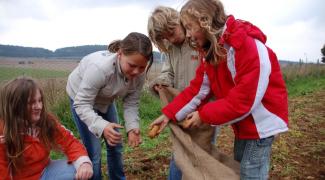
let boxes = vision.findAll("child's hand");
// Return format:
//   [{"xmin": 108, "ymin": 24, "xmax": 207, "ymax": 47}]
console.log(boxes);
[
  {"xmin": 75, "ymin": 162, "xmax": 93, "ymax": 180},
  {"xmin": 149, "ymin": 114, "xmax": 170, "ymax": 135},
  {"xmin": 154, "ymin": 84, "xmax": 167, "ymax": 93},
  {"xmin": 128, "ymin": 128, "xmax": 142, "ymax": 148},
  {"xmin": 178, "ymin": 118, "xmax": 192, "ymax": 128},
  {"xmin": 181, "ymin": 111, "xmax": 202, "ymax": 129},
  {"xmin": 103, "ymin": 123, "xmax": 123, "ymax": 146}
]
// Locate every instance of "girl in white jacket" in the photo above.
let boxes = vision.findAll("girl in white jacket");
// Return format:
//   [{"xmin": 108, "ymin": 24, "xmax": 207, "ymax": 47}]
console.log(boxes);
[{"xmin": 66, "ymin": 32, "xmax": 153, "ymax": 180}]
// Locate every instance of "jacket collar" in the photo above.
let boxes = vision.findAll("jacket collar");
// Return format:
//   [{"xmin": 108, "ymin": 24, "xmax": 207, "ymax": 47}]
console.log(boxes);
[
  {"xmin": 114, "ymin": 54, "xmax": 128, "ymax": 83},
  {"xmin": 220, "ymin": 15, "xmax": 267, "ymax": 49}
]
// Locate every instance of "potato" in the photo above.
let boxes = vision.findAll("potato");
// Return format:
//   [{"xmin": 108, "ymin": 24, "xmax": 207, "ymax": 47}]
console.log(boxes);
[
  {"xmin": 148, "ymin": 125, "xmax": 160, "ymax": 138},
  {"xmin": 179, "ymin": 119, "xmax": 192, "ymax": 129}
]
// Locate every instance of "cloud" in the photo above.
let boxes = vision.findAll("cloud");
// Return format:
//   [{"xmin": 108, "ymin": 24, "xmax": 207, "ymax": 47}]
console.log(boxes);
[
  {"xmin": 222, "ymin": 0, "xmax": 325, "ymax": 61},
  {"xmin": 266, "ymin": 19, "xmax": 325, "ymax": 61},
  {"xmin": 0, "ymin": 0, "xmax": 52, "ymax": 20},
  {"xmin": 0, "ymin": 0, "xmax": 323, "ymax": 62},
  {"xmin": 44, "ymin": 0, "xmax": 184, "ymax": 12},
  {"xmin": 0, "ymin": 0, "xmax": 188, "ymax": 50}
]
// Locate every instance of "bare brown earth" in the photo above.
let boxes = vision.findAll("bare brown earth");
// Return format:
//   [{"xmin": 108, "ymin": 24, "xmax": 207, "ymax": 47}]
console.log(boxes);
[
  {"xmin": 121, "ymin": 90, "xmax": 325, "ymax": 180},
  {"xmin": 0, "ymin": 57, "xmax": 164, "ymax": 73},
  {"xmin": 0, "ymin": 57, "xmax": 79, "ymax": 71}
]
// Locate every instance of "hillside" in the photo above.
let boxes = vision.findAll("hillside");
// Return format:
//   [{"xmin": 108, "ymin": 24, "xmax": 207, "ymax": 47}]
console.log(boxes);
[
  {"xmin": 0, "ymin": 44, "xmax": 303, "ymax": 65},
  {"xmin": 0, "ymin": 44, "xmax": 163, "ymax": 62}
]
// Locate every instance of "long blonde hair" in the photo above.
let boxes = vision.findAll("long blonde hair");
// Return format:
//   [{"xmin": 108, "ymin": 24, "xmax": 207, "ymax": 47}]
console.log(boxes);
[
  {"xmin": 147, "ymin": 6, "xmax": 180, "ymax": 52},
  {"xmin": 181, "ymin": 0, "xmax": 227, "ymax": 65},
  {"xmin": 0, "ymin": 77, "xmax": 57, "ymax": 171}
]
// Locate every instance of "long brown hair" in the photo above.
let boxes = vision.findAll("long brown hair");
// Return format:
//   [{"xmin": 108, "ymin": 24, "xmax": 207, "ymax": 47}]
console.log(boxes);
[
  {"xmin": 0, "ymin": 77, "xmax": 57, "ymax": 171},
  {"xmin": 181, "ymin": 0, "xmax": 227, "ymax": 65},
  {"xmin": 107, "ymin": 32, "xmax": 154, "ymax": 74}
]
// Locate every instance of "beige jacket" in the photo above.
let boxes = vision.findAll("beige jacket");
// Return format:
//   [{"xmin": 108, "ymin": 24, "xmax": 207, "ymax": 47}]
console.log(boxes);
[
  {"xmin": 66, "ymin": 51, "xmax": 145, "ymax": 137},
  {"xmin": 149, "ymin": 43, "xmax": 199, "ymax": 96}
]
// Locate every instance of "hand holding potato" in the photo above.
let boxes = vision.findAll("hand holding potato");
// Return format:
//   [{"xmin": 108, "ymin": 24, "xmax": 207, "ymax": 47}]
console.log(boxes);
[{"xmin": 148, "ymin": 114, "xmax": 170, "ymax": 138}]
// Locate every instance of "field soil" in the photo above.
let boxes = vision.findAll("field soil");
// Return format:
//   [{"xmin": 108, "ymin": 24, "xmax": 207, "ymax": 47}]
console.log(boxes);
[
  {"xmin": 0, "ymin": 57, "xmax": 79, "ymax": 71},
  {"xmin": 122, "ymin": 90, "xmax": 325, "ymax": 180},
  {"xmin": 2, "ymin": 58, "xmax": 323, "ymax": 179}
]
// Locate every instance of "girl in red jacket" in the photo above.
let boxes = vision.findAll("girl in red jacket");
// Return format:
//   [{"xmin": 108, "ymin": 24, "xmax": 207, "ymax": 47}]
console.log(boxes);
[
  {"xmin": 0, "ymin": 77, "xmax": 93, "ymax": 180},
  {"xmin": 151, "ymin": 0, "xmax": 289, "ymax": 179}
]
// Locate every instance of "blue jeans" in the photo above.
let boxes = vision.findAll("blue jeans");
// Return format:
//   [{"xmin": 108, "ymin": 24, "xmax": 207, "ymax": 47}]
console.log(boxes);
[
  {"xmin": 168, "ymin": 126, "xmax": 221, "ymax": 180},
  {"xmin": 168, "ymin": 155, "xmax": 182, "ymax": 180},
  {"xmin": 70, "ymin": 99, "xmax": 125, "ymax": 180},
  {"xmin": 234, "ymin": 136, "xmax": 274, "ymax": 180},
  {"xmin": 41, "ymin": 160, "xmax": 76, "ymax": 180}
]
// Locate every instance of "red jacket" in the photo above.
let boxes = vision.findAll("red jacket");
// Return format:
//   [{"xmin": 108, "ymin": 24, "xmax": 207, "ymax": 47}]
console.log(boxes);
[
  {"xmin": 0, "ymin": 114, "xmax": 89, "ymax": 180},
  {"xmin": 162, "ymin": 15, "xmax": 288, "ymax": 139}
]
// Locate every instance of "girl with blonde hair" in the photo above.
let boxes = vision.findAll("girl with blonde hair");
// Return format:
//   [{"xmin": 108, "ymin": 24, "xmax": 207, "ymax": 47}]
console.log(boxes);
[{"xmin": 152, "ymin": 0, "xmax": 289, "ymax": 179}]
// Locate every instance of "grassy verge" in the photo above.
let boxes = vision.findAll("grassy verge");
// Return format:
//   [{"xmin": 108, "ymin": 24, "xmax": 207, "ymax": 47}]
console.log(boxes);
[
  {"xmin": 285, "ymin": 75, "xmax": 325, "ymax": 97},
  {"xmin": 0, "ymin": 67, "xmax": 69, "ymax": 82}
]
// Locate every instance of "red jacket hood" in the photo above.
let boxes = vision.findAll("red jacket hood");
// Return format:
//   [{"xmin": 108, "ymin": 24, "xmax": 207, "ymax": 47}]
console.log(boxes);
[{"xmin": 220, "ymin": 15, "xmax": 267, "ymax": 49}]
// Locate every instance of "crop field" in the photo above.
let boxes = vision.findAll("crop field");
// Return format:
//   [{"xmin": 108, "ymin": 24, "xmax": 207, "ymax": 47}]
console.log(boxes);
[{"xmin": 0, "ymin": 57, "xmax": 324, "ymax": 179}]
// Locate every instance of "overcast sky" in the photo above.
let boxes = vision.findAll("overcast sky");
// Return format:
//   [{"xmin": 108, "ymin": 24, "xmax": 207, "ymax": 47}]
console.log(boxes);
[{"xmin": 1, "ymin": 0, "xmax": 324, "ymax": 62}]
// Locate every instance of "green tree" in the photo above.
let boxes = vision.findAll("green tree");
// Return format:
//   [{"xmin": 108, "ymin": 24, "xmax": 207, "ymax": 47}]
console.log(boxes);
[{"xmin": 321, "ymin": 44, "xmax": 325, "ymax": 63}]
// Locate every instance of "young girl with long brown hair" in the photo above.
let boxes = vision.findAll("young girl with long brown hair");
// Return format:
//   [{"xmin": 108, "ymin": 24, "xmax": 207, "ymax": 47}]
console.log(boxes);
[{"xmin": 0, "ymin": 77, "xmax": 93, "ymax": 180}]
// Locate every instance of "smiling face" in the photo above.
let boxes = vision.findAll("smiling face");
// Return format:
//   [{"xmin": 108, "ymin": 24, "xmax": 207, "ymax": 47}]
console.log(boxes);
[
  {"xmin": 182, "ymin": 15, "xmax": 208, "ymax": 49},
  {"xmin": 27, "ymin": 88, "xmax": 43, "ymax": 125},
  {"xmin": 118, "ymin": 52, "xmax": 148, "ymax": 80}
]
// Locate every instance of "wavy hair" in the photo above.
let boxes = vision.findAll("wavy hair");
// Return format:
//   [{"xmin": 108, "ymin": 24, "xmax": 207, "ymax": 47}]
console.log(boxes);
[
  {"xmin": 0, "ymin": 77, "xmax": 57, "ymax": 171},
  {"xmin": 147, "ymin": 6, "xmax": 180, "ymax": 52},
  {"xmin": 181, "ymin": 0, "xmax": 227, "ymax": 65}
]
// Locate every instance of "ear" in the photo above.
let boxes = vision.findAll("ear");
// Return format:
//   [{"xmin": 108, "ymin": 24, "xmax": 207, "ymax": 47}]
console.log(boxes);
[{"xmin": 117, "ymin": 50, "xmax": 122, "ymax": 59}]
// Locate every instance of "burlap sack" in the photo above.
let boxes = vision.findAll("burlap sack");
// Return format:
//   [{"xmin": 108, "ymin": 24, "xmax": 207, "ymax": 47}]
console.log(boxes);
[{"xmin": 169, "ymin": 123, "xmax": 240, "ymax": 180}]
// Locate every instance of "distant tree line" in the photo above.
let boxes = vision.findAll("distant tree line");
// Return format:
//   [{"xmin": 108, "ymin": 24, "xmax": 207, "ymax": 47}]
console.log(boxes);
[
  {"xmin": 0, "ymin": 44, "xmax": 54, "ymax": 57},
  {"xmin": 321, "ymin": 44, "xmax": 325, "ymax": 63},
  {"xmin": 53, "ymin": 45, "xmax": 108, "ymax": 58},
  {"xmin": 0, "ymin": 44, "xmax": 107, "ymax": 58},
  {"xmin": 2, "ymin": 44, "xmax": 324, "ymax": 63},
  {"xmin": 0, "ymin": 44, "xmax": 164, "ymax": 62}
]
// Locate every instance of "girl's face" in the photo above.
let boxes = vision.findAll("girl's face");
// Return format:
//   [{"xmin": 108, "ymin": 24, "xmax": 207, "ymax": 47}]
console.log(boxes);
[
  {"xmin": 27, "ymin": 89, "xmax": 43, "ymax": 125},
  {"xmin": 118, "ymin": 52, "xmax": 148, "ymax": 80},
  {"xmin": 182, "ymin": 16, "xmax": 208, "ymax": 49},
  {"xmin": 162, "ymin": 24, "xmax": 186, "ymax": 46}
]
